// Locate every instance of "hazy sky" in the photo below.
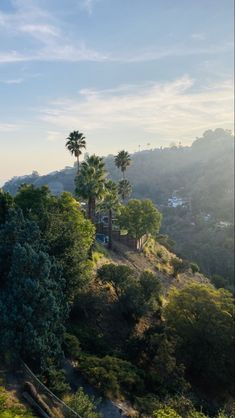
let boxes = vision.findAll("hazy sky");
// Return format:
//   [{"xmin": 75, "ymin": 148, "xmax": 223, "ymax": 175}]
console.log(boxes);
[{"xmin": 0, "ymin": 0, "xmax": 234, "ymax": 185}]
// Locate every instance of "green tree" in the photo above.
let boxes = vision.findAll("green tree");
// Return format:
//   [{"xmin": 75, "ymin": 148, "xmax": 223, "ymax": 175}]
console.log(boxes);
[
  {"xmin": 115, "ymin": 150, "xmax": 131, "ymax": 179},
  {"xmin": 0, "ymin": 210, "xmax": 67, "ymax": 370},
  {"xmin": 45, "ymin": 192, "xmax": 95, "ymax": 299},
  {"xmin": 98, "ymin": 180, "xmax": 119, "ymax": 249},
  {"xmin": 65, "ymin": 130, "xmax": 86, "ymax": 173},
  {"xmin": 0, "ymin": 208, "xmax": 40, "ymax": 289},
  {"xmin": 128, "ymin": 325, "xmax": 187, "ymax": 397},
  {"xmin": 15, "ymin": 184, "xmax": 54, "ymax": 232},
  {"xmin": 165, "ymin": 283, "xmax": 234, "ymax": 396},
  {"xmin": 118, "ymin": 199, "xmax": 162, "ymax": 240},
  {"xmin": 0, "ymin": 189, "xmax": 14, "ymax": 224},
  {"xmin": 75, "ymin": 155, "xmax": 107, "ymax": 222},
  {"xmin": 15, "ymin": 187, "xmax": 95, "ymax": 301},
  {"xmin": 118, "ymin": 179, "xmax": 132, "ymax": 202}
]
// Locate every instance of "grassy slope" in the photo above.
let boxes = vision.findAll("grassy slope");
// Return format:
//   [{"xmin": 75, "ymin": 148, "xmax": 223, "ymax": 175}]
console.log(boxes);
[{"xmin": 93, "ymin": 237, "xmax": 210, "ymax": 296}]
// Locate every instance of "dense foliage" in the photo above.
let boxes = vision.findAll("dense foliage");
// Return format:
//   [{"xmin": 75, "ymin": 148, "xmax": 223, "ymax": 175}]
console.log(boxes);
[
  {"xmin": 0, "ymin": 187, "xmax": 94, "ymax": 370},
  {"xmin": 14, "ymin": 185, "xmax": 95, "ymax": 300},
  {"xmin": 165, "ymin": 283, "xmax": 234, "ymax": 397}
]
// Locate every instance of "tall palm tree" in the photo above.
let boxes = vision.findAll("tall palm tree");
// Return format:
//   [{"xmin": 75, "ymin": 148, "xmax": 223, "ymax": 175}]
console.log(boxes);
[
  {"xmin": 114, "ymin": 150, "xmax": 131, "ymax": 179},
  {"xmin": 75, "ymin": 155, "xmax": 106, "ymax": 222},
  {"xmin": 118, "ymin": 179, "xmax": 132, "ymax": 202},
  {"xmin": 65, "ymin": 131, "xmax": 86, "ymax": 173},
  {"xmin": 98, "ymin": 180, "xmax": 119, "ymax": 249}
]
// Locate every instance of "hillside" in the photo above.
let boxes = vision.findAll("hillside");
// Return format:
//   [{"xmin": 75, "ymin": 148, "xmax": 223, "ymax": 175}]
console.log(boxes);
[
  {"xmin": 0, "ymin": 183, "xmax": 234, "ymax": 418},
  {"xmin": 3, "ymin": 128, "xmax": 234, "ymax": 287},
  {"xmin": 94, "ymin": 238, "xmax": 209, "ymax": 295},
  {"xmin": 3, "ymin": 129, "xmax": 234, "ymax": 219}
]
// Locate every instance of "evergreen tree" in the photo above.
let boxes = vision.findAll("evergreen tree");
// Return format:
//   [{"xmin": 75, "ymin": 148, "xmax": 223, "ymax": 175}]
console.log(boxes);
[{"xmin": 0, "ymin": 209, "xmax": 68, "ymax": 370}]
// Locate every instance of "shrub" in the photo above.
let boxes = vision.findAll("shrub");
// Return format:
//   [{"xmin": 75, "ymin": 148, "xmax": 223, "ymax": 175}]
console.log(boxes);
[
  {"xmin": 190, "ymin": 263, "xmax": 200, "ymax": 274},
  {"xmin": 66, "ymin": 388, "xmax": 100, "ymax": 418},
  {"xmin": 43, "ymin": 368, "xmax": 70, "ymax": 397},
  {"xmin": 172, "ymin": 258, "xmax": 190, "ymax": 277},
  {"xmin": 79, "ymin": 355, "xmax": 144, "ymax": 400}
]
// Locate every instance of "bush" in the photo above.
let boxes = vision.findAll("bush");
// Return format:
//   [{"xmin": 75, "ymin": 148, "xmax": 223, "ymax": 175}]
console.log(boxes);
[
  {"xmin": 66, "ymin": 388, "xmax": 100, "ymax": 418},
  {"xmin": 172, "ymin": 258, "xmax": 190, "ymax": 277},
  {"xmin": 43, "ymin": 368, "xmax": 70, "ymax": 397},
  {"xmin": 190, "ymin": 263, "xmax": 200, "ymax": 274},
  {"xmin": 79, "ymin": 354, "xmax": 144, "ymax": 399}
]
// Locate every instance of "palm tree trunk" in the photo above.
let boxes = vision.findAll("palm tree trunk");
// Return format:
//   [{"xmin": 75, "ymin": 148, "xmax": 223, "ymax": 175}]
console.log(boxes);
[
  {"xmin": 77, "ymin": 155, "xmax": 80, "ymax": 174},
  {"xmin": 91, "ymin": 198, "xmax": 96, "ymax": 223},
  {"xmin": 108, "ymin": 208, "xmax": 112, "ymax": 249},
  {"xmin": 88, "ymin": 197, "xmax": 92, "ymax": 220}
]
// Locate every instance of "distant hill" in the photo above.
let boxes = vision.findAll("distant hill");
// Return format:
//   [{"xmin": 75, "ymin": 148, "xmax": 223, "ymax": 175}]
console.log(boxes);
[{"xmin": 3, "ymin": 128, "xmax": 234, "ymax": 285}]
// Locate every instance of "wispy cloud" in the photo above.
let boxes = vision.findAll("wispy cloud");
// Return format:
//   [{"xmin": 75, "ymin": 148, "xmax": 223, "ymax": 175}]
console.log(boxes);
[
  {"xmin": 0, "ymin": 51, "xmax": 28, "ymax": 64},
  {"xmin": 0, "ymin": 1, "xmax": 106, "ymax": 63},
  {"xmin": 2, "ymin": 78, "xmax": 24, "ymax": 84},
  {"xmin": 80, "ymin": 0, "xmax": 100, "ymax": 15},
  {"xmin": 0, "ymin": 123, "xmax": 21, "ymax": 132},
  {"xmin": 0, "ymin": 1, "xmax": 233, "ymax": 64},
  {"xmin": 113, "ymin": 42, "xmax": 233, "ymax": 63},
  {"xmin": 40, "ymin": 77, "xmax": 234, "ymax": 147}
]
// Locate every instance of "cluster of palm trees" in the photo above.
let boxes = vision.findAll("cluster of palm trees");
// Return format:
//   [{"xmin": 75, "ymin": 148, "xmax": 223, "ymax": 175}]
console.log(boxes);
[{"xmin": 65, "ymin": 130, "xmax": 132, "ymax": 248}]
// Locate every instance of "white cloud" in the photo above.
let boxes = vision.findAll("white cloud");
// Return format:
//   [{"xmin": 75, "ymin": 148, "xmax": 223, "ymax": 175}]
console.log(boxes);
[
  {"xmin": 40, "ymin": 77, "xmax": 234, "ymax": 147},
  {"xmin": 0, "ymin": 51, "xmax": 28, "ymax": 63},
  {"xmin": 0, "ymin": 1, "xmax": 108, "ymax": 63},
  {"xmin": 20, "ymin": 23, "xmax": 60, "ymax": 39},
  {"xmin": 0, "ymin": 123, "xmax": 21, "ymax": 132},
  {"xmin": 2, "ymin": 78, "xmax": 23, "ymax": 84},
  {"xmin": 113, "ymin": 42, "xmax": 233, "ymax": 63},
  {"xmin": 0, "ymin": 1, "xmax": 233, "ymax": 64}
]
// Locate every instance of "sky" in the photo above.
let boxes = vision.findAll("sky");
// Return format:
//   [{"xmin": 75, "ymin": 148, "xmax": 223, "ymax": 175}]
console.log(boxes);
[{"xmin": 0, "ymin": 0, "xmax": 234, "ymax": 185}]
